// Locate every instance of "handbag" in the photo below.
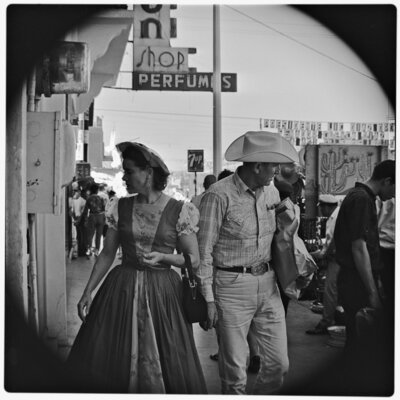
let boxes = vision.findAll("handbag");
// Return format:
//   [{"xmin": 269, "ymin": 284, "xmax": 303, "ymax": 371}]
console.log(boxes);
[{"xmin": 181, "ymin": 253, "xmax": 208, "ymax": 323}]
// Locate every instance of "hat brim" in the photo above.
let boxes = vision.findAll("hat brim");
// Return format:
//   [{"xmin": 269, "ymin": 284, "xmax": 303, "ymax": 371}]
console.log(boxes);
[
  {"xmin": 116, "ymin": 142, "xmax": 170, "ymax": 175},
  {"xmin": 225, "ymin": 135, "xmax": 299, "ymax": 163}
]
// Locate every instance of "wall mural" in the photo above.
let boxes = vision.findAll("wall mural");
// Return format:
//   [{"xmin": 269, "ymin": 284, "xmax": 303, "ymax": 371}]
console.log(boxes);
[{"xmin": 319, "ymin": 145, "xmax": 380, "ymax": 195}]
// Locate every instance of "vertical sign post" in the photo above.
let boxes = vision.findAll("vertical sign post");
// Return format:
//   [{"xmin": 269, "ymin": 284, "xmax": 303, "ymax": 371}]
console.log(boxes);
[
  {"xmin": 188, "ymin": 150, "xmax": 204, "ymax": 196},
  {"xmin": 213, "ymin": 5, "xmax": 222, "ymax": 177}
]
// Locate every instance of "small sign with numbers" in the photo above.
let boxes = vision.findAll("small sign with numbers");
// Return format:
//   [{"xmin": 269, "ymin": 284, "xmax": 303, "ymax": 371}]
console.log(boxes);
[{"xmin": 187, "ymin": 150, "xmax": 204, "ymax": 172}]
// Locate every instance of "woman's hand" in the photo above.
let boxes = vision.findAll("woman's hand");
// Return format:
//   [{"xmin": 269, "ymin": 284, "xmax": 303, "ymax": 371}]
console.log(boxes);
[
  {"xmin": 142, "ymin": 252, "xmax": 165, "ymax": 267},
  {"xmin": 78, "ymin": 291, "xmax": 92, "ymax": 322}
]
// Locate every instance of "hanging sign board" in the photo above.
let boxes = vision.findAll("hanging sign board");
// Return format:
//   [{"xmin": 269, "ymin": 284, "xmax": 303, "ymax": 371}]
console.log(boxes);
[
  {"xmin": 188, "ymin": 150, "xmax": 204, "ymax": 172},
  {"xmin": 133, "ymin": 72, "xmax": 237, "ymax": 92},
  {"xmin": 75, "ymin": 162, "xmax": 91, "ymax": 179},
  {"xmin": 134, "ymin": 46, "xmax": 195, "ymax": 73},
  {"xmin": 133, "ymin": 4, "xmax": 175, "ymax": 47},
  {"xmin": 129, "ymin": 4, "xmax": 238, "ymax": 92},
  {"xmin": 36, "ymin": 41, "xmax": 90, "ymax": 97}
]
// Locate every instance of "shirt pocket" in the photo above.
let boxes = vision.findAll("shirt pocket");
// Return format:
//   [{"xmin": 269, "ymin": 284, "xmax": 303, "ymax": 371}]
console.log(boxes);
[
  {"xmin": 260, "ymin": 207, "xmax": 276, "ymax": 236},
  {"xmin": 225, "ymin": 206, "xmax": 253, "ymax": 238}
]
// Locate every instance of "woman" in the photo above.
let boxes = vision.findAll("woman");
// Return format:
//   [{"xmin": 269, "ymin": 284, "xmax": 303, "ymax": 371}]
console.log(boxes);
[
  {"xmin": 81, "ymin": 183, "xmax": 106, "ymax": 258},
  {"xmin": 67, "ymin": 142, "xmax": 207, "ymax": 394}
]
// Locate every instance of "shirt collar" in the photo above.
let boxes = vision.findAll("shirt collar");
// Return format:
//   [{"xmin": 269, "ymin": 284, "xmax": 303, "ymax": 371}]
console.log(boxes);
[
  {"xmin": 233, "ymin": 167, "xmax": 264, "ymax": 197},
  {"xmin": 355, "ymin": 182, "xmax": 377, "ymax": 199}
]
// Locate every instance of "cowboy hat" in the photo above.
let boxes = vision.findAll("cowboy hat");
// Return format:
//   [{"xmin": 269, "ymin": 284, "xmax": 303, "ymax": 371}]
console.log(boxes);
[
  {"xmin": 225, "ymin": 131, "xmax": 299, "ymax": 163},
  {"xmin": 116, "ymin": 141, "xmax": 170, "ymax": 175}
]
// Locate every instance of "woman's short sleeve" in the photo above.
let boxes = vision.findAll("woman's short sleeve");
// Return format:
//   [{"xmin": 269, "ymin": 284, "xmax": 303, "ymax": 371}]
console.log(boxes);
[
  {"xmin": 106, "ymin": 197, "xmax": 119, "ymax": 231},
  {"xmin": 176, "ymin": 201, "xmax": 200, "ymax": 236}
]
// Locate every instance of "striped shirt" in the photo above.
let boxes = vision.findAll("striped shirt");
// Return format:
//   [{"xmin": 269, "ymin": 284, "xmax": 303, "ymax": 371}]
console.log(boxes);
[{"xmin": 197, "ymin": 168, "xmax": 281, "ymax": 302}]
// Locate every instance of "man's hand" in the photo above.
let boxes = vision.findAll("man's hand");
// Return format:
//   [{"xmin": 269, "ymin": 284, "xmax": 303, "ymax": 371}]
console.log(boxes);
[{"xmin": 200, "ymin": 301, "xmax": 218, "ymax": 331}]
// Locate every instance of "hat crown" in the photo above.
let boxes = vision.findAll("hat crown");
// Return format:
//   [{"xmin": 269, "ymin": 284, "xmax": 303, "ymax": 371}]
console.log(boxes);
[
  {"xmin": 243, "ymin": 131, "xmax": 277, "ymax": 154},
  {"xmin": 225, "ymin": 131, "xmax": 299, "ymax": 164}
]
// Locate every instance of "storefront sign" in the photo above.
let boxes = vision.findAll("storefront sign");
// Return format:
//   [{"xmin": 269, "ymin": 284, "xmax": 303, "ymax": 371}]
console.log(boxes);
[
  {"xmin": 188, "ymin": 150, "xmax": 204, "ymax": 172},
  {"xmin": 133, "ymin": 72, "xmax": 237, "ymax": 92},
  {"xmin": 130, "ymin": 4, "xmax": 237, "ymax": 91},
  {"xmin": 133, "ymin": 4, "xmax": 175, "ymax": 47},
  {"xmin": 75, "ymin": 162, "xmax": 91, "ymax": 179},
  {"xmin": 134, "ymin": 46, "xmax": 193, "ymax": 73}
]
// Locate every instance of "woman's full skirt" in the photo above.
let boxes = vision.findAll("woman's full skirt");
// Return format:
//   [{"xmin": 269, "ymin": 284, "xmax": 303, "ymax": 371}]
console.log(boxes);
[{"xmin": 67, "ymin": 265, "xmax": 207, "ymax": 394}]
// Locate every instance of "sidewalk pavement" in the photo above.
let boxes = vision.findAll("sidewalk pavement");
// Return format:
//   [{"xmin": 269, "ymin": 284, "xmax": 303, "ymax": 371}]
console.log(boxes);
[{"xmin": 66, "ymin": 255, "xmax": 344, "ymax": 395}]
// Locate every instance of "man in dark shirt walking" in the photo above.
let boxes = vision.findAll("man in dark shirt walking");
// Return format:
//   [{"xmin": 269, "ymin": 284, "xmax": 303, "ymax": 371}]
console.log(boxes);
[{"xmin": 334, "ymin": 159, "xmax": 395, "ymax": 393}]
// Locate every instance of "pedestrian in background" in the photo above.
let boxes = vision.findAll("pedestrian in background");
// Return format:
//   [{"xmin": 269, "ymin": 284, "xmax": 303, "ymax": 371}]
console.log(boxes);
[
  {"xmin": 197, "ymin": 131, "xmax": 298, "ymax": 394},
  {"xmin": 217, "ymin": 169, "xmax": 234, "ymax": 181},
  {"xmin": 334, "ymin": 159, "xmax": 395, "ymax": 392},
  {"xmin": 306, "ymin": 194, "xmax": 344, "ymax": 335},
  {"xmin": 191, "ymin": 174, "xmax": 216, "ymax": 209},
  {"xmin": 376, "ymin": 197, "xmax": 395, "ymax": 307},
  {"xmin": 69, "ymin": 188, "xmax": 86, "ymax": 259},
  {"xmin": 274, "ymin": 162, "xmax": 305, "ymax": 209},
  {"xmin": 82, "ymin": 183, "xmax": 106, "ymax": 258},
  {"xmin": 273, "ymin": 178, "xmax": 297, "ymax": 315}
]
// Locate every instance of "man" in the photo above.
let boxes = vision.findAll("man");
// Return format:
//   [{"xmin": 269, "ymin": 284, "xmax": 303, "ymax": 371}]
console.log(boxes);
[
  {"xmin": 69, "ymin": 188, "xmax": 86, "ymax": 258},
  {"xmin": 197, "ymin": 131, "xmax": 298, "ymax": 394},
  {"xmin": 306, "ymin": 194, "xmax": 344, "ymax": 334},
  {"xmin": 376, "ymin": 196, "xmax": 395, "ymax": 306},
  {"xmin": 97, "ymin": 183, "xmax": 109, "ymax": 238},
  {"xmin": 191, "ymin": 174, "xmax": 216, "ymax": 209},
  {"xmin": 274, "ymin": 162, "xmax": 305, "ymax": 208},
  {"xmin": 334, "ymin": 160, "xmax": 395, "ymax": 389}
]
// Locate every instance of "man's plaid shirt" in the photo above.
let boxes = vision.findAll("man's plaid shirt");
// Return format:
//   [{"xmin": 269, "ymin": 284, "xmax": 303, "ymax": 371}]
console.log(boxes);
[{"xmin": 196, "ymin": 169, "xmax": 281, "ymax": 302}]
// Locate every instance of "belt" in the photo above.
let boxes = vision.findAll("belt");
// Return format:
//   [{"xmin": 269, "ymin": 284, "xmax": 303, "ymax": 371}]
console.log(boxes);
[{"xmin": 216, "ymin": 262, "xmax": 271, "ymax": 276}]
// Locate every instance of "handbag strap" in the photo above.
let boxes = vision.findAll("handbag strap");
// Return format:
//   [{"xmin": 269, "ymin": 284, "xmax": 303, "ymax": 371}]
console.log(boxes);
[
  {"xmin": 183, "ymin": 253, "xmax": 195, "ymax": 281},
  {"xmin": 182, "ymin": 254, "xmax": 198, "ymax": 299}
]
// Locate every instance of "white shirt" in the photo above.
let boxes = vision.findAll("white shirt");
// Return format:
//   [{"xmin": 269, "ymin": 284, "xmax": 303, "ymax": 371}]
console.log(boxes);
[
  {"xmin": 376, "ymin": 198, "xmax": 395, "ymax": 249},
  {"xmin": 321, "ymin": 206, "xmax": 340, "ymax": 256}
]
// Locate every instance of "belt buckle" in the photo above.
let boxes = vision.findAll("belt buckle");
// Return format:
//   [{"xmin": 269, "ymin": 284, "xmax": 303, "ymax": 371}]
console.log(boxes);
[{"xmin": 251, "ymin": 263, "xmax": 265, "ymax": 276}]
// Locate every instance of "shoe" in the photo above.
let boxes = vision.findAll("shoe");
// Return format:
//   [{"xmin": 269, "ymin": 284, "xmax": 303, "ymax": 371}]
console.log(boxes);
[
  {"xmin": 310, "ymin": 302, "xmax": 324, "ymax": 314},
  {"xmin": 306, "ymin": 324, "xmax": 328, "ymax": 335},
  {"xmin": 85, "ymin": 249, "xmax": 92, "ymax": 259},
  {"xmin": 248, "ymin": 355, "xmax": 260, "ymax": 373},
  {"xmin": 210, "ymin": 353, "xmax": 219, "ymax": 361}
]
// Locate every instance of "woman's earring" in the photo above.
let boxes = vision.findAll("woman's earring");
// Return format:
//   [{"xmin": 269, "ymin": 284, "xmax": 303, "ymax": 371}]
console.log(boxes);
[{"xmin": 146, "ymin": 174, "xmax": 152, "ymax": 191}]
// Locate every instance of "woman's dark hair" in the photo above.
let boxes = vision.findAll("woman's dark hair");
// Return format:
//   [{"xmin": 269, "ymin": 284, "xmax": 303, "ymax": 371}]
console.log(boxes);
[{"xmin": 122, "ymin": 146, "xmax": 169, "ymax": 191}]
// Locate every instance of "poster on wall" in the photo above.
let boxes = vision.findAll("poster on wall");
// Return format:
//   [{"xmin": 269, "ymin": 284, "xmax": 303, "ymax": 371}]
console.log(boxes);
[{"xmin": 318, "ymin": 145, "xmax": 381, "ymax": 195}]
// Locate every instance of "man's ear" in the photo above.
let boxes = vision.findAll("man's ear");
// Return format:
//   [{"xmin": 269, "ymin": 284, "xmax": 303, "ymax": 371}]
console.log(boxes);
[
  {"xmin": 253, "ymin": 163, "xmax": 262, "ymax": 174},
  {"xmin": 383, "ymin": 177, "xmax": 393, "ymax": 186}
]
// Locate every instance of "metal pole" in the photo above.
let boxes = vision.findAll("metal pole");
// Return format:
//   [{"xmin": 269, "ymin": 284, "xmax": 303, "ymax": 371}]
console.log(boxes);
[
  {"xmin": 213, "ymin": 5, "xmax": 222, "ymax": 177},
  {"xmin": 27, "ymin": 70, "xmax": 40, "ymax": 334}
]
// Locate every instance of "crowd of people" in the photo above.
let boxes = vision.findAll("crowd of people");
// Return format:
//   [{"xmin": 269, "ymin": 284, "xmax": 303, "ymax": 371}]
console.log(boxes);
[
  {"xmin": 68, "ymin": 181, "xmax": 118, "ymax": 259},
  {"xmin": 65, "ymin": 131, "xmax": 395, "ymax": 395}
]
